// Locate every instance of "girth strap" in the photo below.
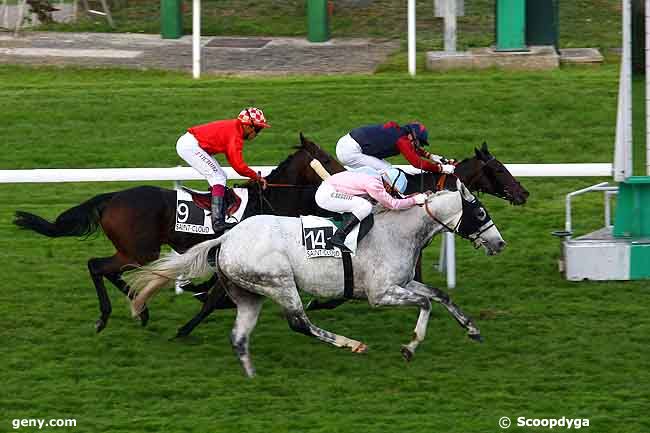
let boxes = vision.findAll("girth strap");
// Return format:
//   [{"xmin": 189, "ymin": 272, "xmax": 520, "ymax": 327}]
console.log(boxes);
[{"xmin": 342, "ymin": 251, "xmax": 354, "ymax": 299}]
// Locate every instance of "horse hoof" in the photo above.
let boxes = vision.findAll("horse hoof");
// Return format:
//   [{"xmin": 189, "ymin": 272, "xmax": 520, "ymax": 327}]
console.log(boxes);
[
  {"xmin": 352, "ymin": 343, "xmax": 368, "ymax": 353},
  {"xmin": 400, "ymin": 345, "xmax": 414, "ymax": 362},
  {"xmin": 95, "ymin": 319, "xmax": 107, "ymax": 333},
  {"xmin": 139, "ymin": 308, "xmax": 150, "ymax": 327},
  {"xmin": 468, "ymin": 333, "xmax": 483, "ymax": 343}
]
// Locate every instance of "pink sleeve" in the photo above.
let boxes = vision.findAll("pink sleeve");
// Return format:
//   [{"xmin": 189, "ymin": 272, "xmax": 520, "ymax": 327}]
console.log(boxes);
[{"xmin": 365, "ymin": 179, "xmax": 416, "ymax": 210}]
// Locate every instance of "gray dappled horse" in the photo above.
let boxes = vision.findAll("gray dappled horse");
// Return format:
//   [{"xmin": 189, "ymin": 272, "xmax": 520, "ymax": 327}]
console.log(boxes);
[
  {"xmin": 126, "ymin": 181, "xmax": 505, "ymax": 377},
  {"xmin": 174, "ymin": 141, "xmax": 529, "ymax": 338}
]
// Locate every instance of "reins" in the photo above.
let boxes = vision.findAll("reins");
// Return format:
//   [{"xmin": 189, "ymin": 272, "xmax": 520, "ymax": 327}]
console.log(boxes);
[
  {"xmin": 422, "ymin": 194, "xmax": 495, "ymax": 245},
  {"xmin": 423, "ymin": 198, "xmax": 461, "ymax": 235}
]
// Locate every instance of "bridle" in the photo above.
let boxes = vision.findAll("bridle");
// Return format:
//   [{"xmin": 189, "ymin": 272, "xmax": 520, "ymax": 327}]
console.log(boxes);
[
  {"xmin": 467, "ymin": 155, "xmax": 520, "ymax": 203},
  {"xmin": 423, "ymin": 192, "xmax": 495, "ymax": 248}
]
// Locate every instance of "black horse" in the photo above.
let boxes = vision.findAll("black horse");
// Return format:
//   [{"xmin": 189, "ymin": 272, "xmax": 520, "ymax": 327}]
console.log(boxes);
[
  {"xmin": 14, "ymin": 134, "xmax": 345, "ymax": 332},
  {"xmin": 174, "ymin": 142, "xmax": 529, "ymax": 338}
]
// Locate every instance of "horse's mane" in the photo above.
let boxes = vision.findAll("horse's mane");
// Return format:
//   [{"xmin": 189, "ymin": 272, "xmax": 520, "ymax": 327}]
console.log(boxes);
[{"xmin": 265, "ymin": 139, "xmax": 323, "ymax": 181}]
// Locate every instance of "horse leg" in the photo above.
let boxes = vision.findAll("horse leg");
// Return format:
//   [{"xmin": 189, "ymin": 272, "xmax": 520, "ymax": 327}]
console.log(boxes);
[
  {"xmin": 305, "ymin": 298, "xmax": 347, "ymax": 311},
  {"xmin": 371, "ymin": 285, "xmax": 432, "ymax": 361},
  {"xmin": 285, "ymin": 309, "xmax": 368, "ymax": 353},
  {"xmin": 87, "ymin": 256, "xmax": 126, "ymax": 333},
  {"xmin": 175, "ymin": 281, "xmax": 228, "ymax": 338},
  {"xmin": 269, "ymin": 286, "xmax": 366, "ymax": 352},
  {"xmin": 405, "ymin": 280, "xmax": 482, "ymax": 342},
  {"xmin": 187, "ymin": 275, "xmax": 236, "ymax": 309},
  {"xmin": 104, "ymin": 272, "xmax": 150, "ymax": 327},
  {"xmin": 226, "ymin": 283, "xmax": 265, "ymax": 378},
  {"xmin": 414, "ymin": 252, "xmax": 423, "ymax": 283},
  {"xmin": 173, "ymin": 277, "xmax": 209, "ymax": 294}
]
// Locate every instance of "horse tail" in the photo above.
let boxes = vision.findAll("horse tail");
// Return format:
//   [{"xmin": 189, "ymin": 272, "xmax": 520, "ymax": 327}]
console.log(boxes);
[
  {"xmin": 124, "ymin": 235, "xmax": 228, "ymax": 316},
  {"xmin": 14, "ymin": 192, "xmax": 116, "ymax": 238}
]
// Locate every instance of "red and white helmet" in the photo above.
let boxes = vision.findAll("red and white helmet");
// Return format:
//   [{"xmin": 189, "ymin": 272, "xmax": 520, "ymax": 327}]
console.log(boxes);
[{"xmin": 237, "ymin": 107, "xmax": 270, "ymax": 128}]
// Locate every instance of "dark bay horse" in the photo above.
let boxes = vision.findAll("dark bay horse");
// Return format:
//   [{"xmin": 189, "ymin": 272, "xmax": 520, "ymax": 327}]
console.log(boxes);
[
  {"xmin": 405, "ymin": 142, "xmax": 529, "ymax": 205},
  {"xmin": 174, "ymin": 141, "xmax": 529, "ymax": 337},
  {"xmin": 14, "ymin": 134, "xmax": 344, "ymax": 332}
]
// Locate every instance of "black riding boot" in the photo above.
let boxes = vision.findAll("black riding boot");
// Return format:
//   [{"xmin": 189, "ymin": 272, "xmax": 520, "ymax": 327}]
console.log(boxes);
[
  {"xmin": 329, "ymin": 213, "xmax": 360, "ymax": 253},
  {"xmin": 211, "ymin": 195, "xmax": 236, "ymax": 234}
]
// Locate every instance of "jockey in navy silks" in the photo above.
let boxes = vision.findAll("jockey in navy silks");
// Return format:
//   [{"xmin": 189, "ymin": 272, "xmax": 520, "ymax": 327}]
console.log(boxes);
[{"xmin": 335, "ymin": 121, "xmax": 455, "ymax": 175}]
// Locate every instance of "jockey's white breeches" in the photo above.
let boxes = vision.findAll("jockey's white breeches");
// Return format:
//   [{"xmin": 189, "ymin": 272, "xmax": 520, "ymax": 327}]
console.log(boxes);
[
  {"xmin": 335, "ymin": 133, "xmax": 392, "ymax": 171},
  {"xmin": 315, "ymin": 182, "xmax": 373, "ymax": 221},
  {"xmin": 176, "ymin": 132, "xmax": 227, "ymax": 187}
]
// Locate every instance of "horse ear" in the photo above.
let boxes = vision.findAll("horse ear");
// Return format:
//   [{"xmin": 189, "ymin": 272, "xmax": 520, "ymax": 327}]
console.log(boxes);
[
  {"xmin": 300, "ymin": 132, "xmax": 306, "ymax": 145},
  {"xmin": 481, "ymin": 141, "xmax": 488, "ymax": 152},
  {"xmin": 474, "ymin": 147, "xmax": 483, "ymax": 159}
]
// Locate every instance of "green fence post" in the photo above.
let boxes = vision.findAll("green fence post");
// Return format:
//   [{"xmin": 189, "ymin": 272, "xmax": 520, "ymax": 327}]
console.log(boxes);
[
  {"xmin": 525, "ymin": 0, "xmax": 559, "ymax": 49},
  {"xmin": 307, "ymin": 0, "xmax": 329, "ymax": 42},
  {"xmin": 161, "ymin": 0, "xmax": 183, "ymax": 39},
  {"xmin": 614, "ymin": 177, "xmax": 650, "ymax": 238},
  {"xmin": 496, "ymin": 0, "xmax": 527, "ymax": 51}
]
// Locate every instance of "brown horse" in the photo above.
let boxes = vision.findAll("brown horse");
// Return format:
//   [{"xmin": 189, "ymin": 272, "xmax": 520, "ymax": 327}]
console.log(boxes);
[
  {"xmin": 174, "ymin": 141, "xmax": 529, "ymax": 337},
  {"xmin": 14, "ymin": 134, "xmax": 345, "ymax": 332}
]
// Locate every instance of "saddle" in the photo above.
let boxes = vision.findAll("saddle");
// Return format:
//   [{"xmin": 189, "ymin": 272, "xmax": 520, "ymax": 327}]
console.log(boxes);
[{"xmin": 181, "ymin": 186, "xmax": 243, "ymax": 217}]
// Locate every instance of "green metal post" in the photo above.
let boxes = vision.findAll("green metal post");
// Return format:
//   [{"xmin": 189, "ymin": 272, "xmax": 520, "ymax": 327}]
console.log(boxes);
[
  {"xmin": 307, "ymin": 0, "xmax": 329, "ymax": 43},
  {"xmin": 496, "ymin": 0, "xmax": 526, "ymax": 51},
  {"xmin": 614, "ymin": 176, "xmax": 650, "ymax": 238},
  {"xmin": 161, "ymin": 0, "xmax": 183, "ymax": 39},
  {"xmin": 525, "ymin": 0, "xmax": 559, "ymax": 49}
]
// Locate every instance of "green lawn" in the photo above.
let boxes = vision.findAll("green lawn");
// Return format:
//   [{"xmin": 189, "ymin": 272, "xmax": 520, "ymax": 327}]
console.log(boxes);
[{"xmin": 1, "ymin": 65, "xmax": 649, "ymax": 432}]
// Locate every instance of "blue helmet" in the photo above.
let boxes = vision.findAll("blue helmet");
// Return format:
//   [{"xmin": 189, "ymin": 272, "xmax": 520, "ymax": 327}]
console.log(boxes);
[
  {"xmin": 381, "ymin": 168, "xmax": 408, "ymax": 195},
  {"xmin": 405, "ymin": 123, "xmax": 429, "ymax": 146}
]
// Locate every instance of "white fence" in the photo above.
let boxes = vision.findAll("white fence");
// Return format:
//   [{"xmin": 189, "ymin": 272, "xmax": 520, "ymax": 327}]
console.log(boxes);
[
  {"xmin": 0, "ymin": 163, "xmax": 613, "ymax": 183},
  {"xmin": 0, "ymin": 163, "xmax": 613, "ymax": 289}
]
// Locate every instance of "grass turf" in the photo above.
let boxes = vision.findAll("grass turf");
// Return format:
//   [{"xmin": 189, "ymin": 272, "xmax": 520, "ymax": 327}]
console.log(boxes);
[{"xmin": 1, "ymin": 65, "xmax": 649, "ymax": 432}]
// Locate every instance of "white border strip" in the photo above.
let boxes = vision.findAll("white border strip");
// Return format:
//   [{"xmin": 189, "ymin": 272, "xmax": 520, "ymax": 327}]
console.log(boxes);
[{"xmin": 0, "ymin": 163, "xmax": 612, "ymax": 184}]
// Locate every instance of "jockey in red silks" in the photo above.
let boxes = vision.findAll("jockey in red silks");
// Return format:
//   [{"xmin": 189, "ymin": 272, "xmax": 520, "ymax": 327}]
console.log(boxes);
[
  {"xmin": 176, "ymin": 107, "xmax": 270, "ymax": 234},
  {"xmin": 315, "ymin": 167, "xmax": 428, "ymax": 252},
  {"xmin": 335, "ymin": 121, "xmax": 455, "ymax": 175}
]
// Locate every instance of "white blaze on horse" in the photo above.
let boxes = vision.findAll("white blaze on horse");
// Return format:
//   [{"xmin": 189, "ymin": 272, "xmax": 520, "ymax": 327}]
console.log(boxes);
[{"xmin": 125, "ymin": 180, "xmax": 506, "ymax": 377}]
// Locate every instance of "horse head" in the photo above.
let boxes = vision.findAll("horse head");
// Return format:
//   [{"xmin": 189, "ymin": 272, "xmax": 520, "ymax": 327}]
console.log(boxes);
[
  {"xmin": 264, "ymin": 133, "xmax": 344, "ymax": 186},
  {"xmin": 404, "ymin": 143, "xmax": 528, "ymax": 205},
  {"xmin": 457, "ymin": 142, "xmax": 529, "ymax": 205},
  {"xmin": 423, "ymin": 180, "xmax": 506, "ymax": 256}
]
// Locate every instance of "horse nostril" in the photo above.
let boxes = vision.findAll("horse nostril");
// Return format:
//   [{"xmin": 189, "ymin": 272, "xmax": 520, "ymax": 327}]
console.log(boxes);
[{"xmin": 497, "ymin": 240, "xmax": 506, "ymax": 250}]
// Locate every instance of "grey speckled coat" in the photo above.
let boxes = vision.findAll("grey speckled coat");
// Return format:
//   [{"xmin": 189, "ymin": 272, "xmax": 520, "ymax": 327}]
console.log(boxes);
[{"xmin": 127, "ymin": 185, "xmax": 505, "ymax": 377}]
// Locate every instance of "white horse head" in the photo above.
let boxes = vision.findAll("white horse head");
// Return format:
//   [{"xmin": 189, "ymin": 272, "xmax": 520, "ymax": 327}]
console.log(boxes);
[{"xmin": 417, "ymin": 180, "xmax": 505, "ymax": 256}]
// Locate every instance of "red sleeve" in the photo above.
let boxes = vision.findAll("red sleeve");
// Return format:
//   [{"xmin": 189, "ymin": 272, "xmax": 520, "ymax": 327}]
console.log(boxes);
[
  {"xmin": 395, "ymin": 136, "xmax": 441, "ymax": 172},
  {"xmin": 225, "ymin": 138, "xmax": 259, "ymax": 180},
  {"xmin": 383, "ymin": 121, "xmax": 400, "ymax": 130}
]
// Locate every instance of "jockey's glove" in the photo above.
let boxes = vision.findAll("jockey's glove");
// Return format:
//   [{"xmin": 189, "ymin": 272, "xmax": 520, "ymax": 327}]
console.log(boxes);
[
  {"xmin": 429, "ymin": 154, "xmax": 444, "ymax": 164},
  {"xmin": 440, "ymin": 164, "xmax": 455, "ymax": 175},
  {"xmin": 413, "ymin": 193, "xmax": 428, "ymax": 205}
]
